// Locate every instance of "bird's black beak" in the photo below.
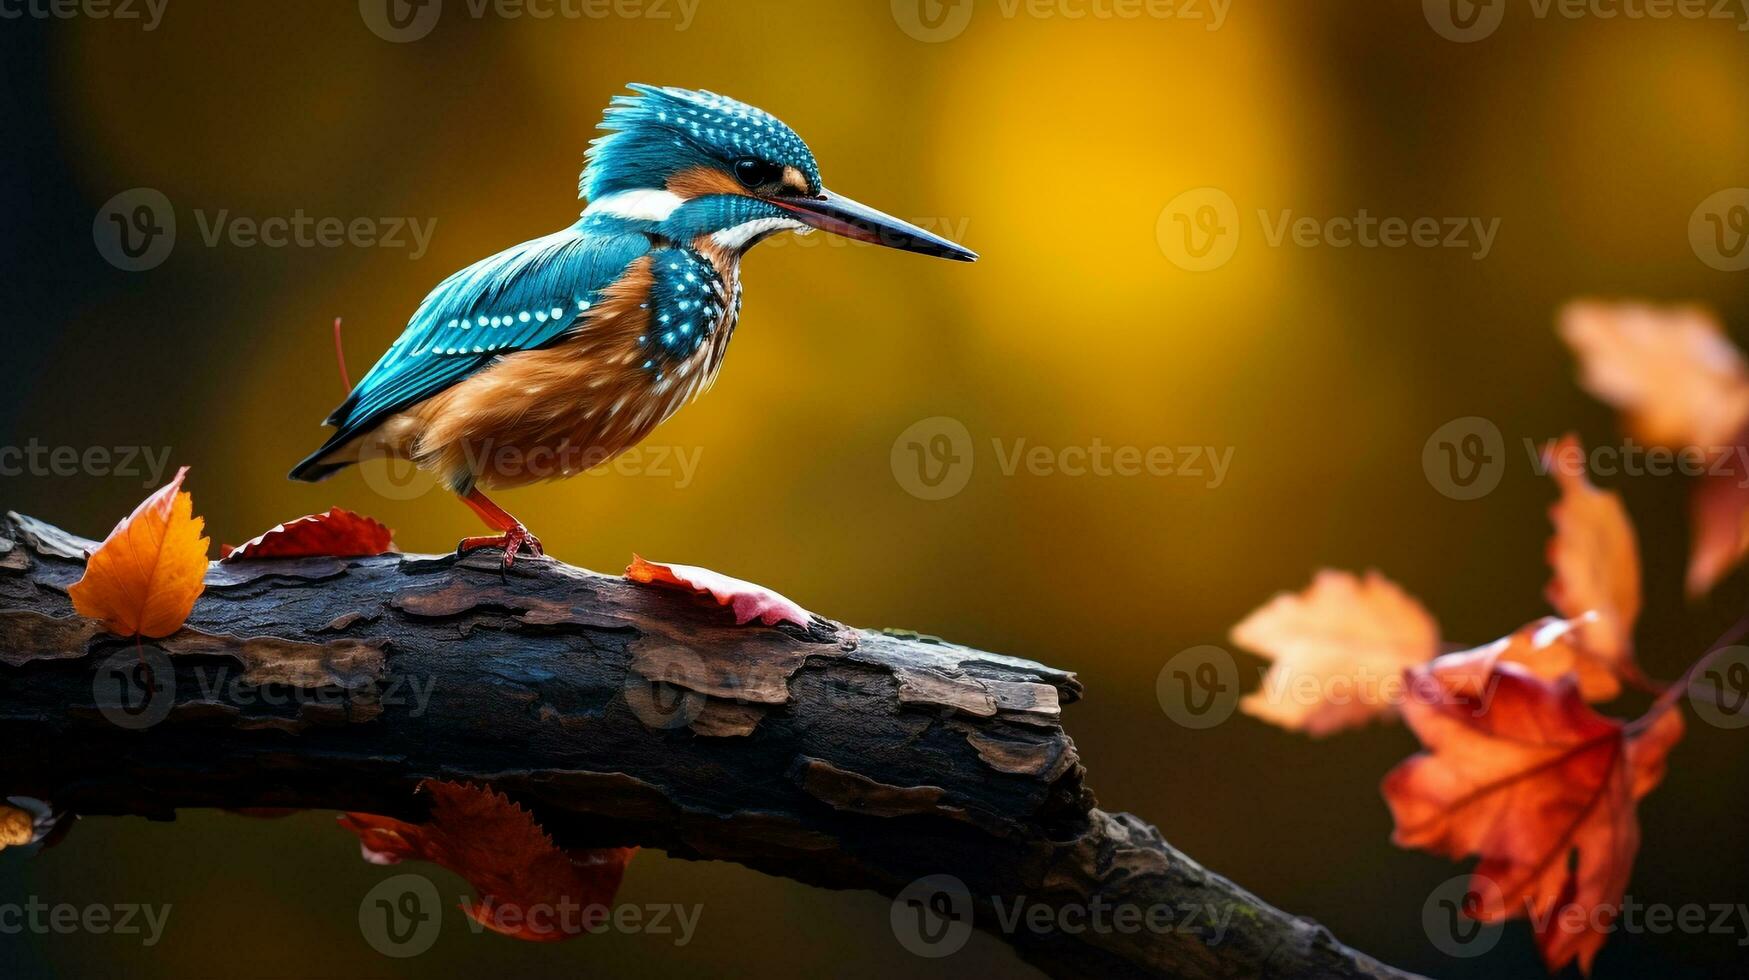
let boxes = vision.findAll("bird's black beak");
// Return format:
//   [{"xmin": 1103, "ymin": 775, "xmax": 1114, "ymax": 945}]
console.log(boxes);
[{"xmin": 769, "ymin": 189, "xmax": 977, "ymax": 261}]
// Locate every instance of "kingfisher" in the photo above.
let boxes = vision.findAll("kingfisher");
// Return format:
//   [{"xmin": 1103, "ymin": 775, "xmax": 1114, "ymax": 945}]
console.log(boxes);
[{"xmin": 291, "ymin": 84, "xmax": 974, "ymax": 564}]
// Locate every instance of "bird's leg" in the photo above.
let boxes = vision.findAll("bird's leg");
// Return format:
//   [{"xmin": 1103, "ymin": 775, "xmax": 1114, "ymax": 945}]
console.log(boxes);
[{"xmin": 455, "ymin": 488, "xmax": 544, "ymax": 567}]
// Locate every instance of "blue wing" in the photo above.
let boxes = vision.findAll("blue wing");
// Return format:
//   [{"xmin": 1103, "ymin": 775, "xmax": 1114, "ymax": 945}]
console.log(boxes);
[{"xmin": 293, "ymin": 223, "xmax": 649, "ymax": 480}]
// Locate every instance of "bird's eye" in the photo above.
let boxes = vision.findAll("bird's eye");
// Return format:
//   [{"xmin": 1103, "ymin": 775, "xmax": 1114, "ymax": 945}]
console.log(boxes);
[{"xmin": 733, "ymin": 157, "xmax": 782, "ymax": 190}]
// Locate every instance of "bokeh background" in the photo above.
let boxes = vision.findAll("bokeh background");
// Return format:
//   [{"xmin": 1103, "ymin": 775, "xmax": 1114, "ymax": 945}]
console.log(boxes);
[{"xmin": 3, "ymin": 1, "xmax": 1749, "ymax": 977}]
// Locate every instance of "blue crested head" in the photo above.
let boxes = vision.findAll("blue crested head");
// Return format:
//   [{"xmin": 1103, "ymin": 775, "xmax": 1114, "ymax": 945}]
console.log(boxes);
[
  {"xmin": 578, "ymin": 84, "xmax": 976, "ymax": 262},
  {"xmin": 582, "ymin": 85, "xmax": 820, "ymax": 201}
]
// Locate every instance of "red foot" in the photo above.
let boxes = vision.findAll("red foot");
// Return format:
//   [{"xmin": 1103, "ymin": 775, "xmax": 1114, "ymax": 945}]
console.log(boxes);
[{"xmin": 457, "ymin": 525, "xmax": 544, "ymax": 567}]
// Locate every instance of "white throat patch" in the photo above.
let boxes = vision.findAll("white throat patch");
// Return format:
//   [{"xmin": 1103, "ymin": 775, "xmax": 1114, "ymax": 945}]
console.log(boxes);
[
  {"xmin": 711, "ymin": 217, "xmax": 811, "ymax": 251},
  {"xmin": 582, "ymin": 189, "xmax": 685, "ymax": 222}
]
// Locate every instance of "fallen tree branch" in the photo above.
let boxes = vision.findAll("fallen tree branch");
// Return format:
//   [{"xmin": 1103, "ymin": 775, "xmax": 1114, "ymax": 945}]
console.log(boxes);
[{"xmin": 0, "ymin": 511, "xmax": 1418, "ymax": 979}]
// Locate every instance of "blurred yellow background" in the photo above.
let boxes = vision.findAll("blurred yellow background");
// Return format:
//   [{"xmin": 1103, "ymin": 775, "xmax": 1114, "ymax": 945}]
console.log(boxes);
[{"xmin": 3, "ymin": 1, "xmax": 1749, "ymax": 977}]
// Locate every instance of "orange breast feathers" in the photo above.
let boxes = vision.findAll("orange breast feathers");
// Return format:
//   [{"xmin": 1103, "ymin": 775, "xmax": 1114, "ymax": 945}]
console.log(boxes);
[{"xmin": 383, "ymin": 254, "xmax": 734, "ymax": 491}]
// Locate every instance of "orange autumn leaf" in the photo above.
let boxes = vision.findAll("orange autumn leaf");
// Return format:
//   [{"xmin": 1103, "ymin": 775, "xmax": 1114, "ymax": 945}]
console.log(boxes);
[
  {"xmin": 1559, "ymin": 300, "xmax": 1749, "ymax": 450},
  {"xmin": 1559, "ymin": 301, "xmax": 1749, "ymax": 596},
  {"xmin": 1687, "ymin": 470, "xmax": 1749, "ymax": 598},
  {"xmin": 68, "ymin": 467, "xmax": 209, "ymax": 639},
  {"xmin": 626, "ymin": 554, "xmax": 811, "ymax": 628},
  {"xmin": 1438, "ymin": 616, "xmax": 1621, "ymax": 703},
  {"xmin": 338, "ymin": 780, "xmax": 635, "ymax": 942},
  {"xmin": 1543, "ymin": 436, "xmax": 1640, "ymax": 691},
  {"xmin": 1383, "ymin": 659, "xmax": 1684, "ymax": 974},
  {"xmin": 1230, "ymin": 570, "xmax": 1439, "ymax": 736}
]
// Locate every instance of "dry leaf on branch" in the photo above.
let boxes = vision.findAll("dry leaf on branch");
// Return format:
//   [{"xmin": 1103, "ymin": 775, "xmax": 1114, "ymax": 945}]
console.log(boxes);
[
  {"xmin": 68, "ymin": 467, "xmax": 209, "ymax": 638},
  {"xmin": 221, "ymin": 507, "xmax": 394, "ymax": 562},
  {"xmin": 626, "ymin": 555, "xmax": 810, "ymax": 628}
]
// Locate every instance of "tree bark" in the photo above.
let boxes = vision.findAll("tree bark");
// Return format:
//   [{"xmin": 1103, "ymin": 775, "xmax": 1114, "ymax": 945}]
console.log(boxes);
[{"xmin": 0, "ymin": 510, "xmax": 1419, "ymax": 980}]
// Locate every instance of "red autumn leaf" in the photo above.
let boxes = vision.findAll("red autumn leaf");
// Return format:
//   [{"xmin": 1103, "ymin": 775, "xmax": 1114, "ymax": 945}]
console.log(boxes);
[
  {"xmin": 338, "ymin": 780, "xmax": 636, "ymax": 942},
  {"xmin": 626, "ymin": 555, "xmax": 811, "ymax": 628},
  {"xmin": 1383, "ymin": 659, "xmax": 1684, "ymax": 974},
  {"xmin": 1230, "ymin": 569, "xmax": 1439, "ymax": 735},
  {"xmin": 68, "ymin": 466, "xmax": 209, "ymax": 639},
  {"xmin": 221, "ymin": 507, "xmax": 394, "ymax": 562},
  {"xmin": 1542, "ymin": 435, "xmax": 1640, "ymax": 695}
]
